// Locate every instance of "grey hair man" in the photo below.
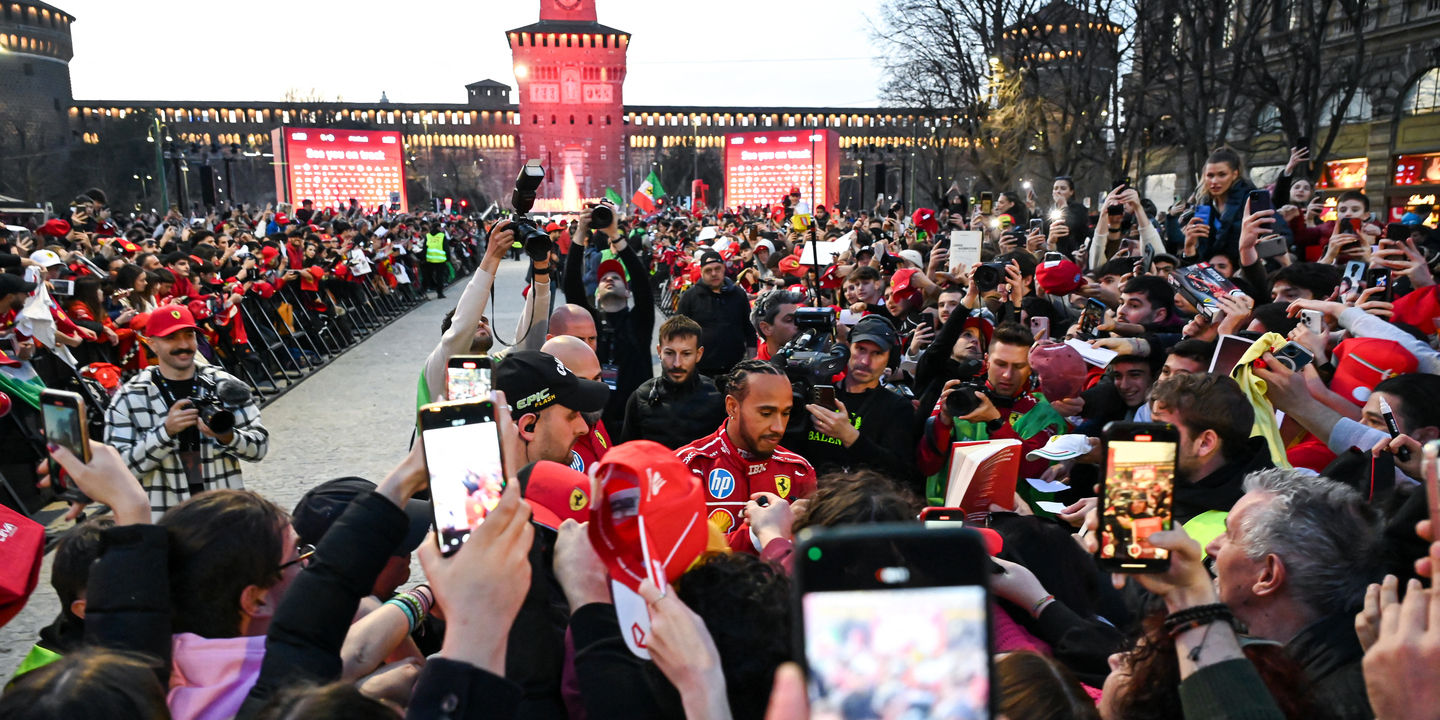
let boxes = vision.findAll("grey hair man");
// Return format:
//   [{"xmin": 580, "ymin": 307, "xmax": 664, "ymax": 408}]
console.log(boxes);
[
  {"xmin": 1204, "ymin": 468, "xmax": 1379, "ymax": 720},
  {"xmin": 751, "ymin": 289, "xmax": 805, "ymax": 361}
]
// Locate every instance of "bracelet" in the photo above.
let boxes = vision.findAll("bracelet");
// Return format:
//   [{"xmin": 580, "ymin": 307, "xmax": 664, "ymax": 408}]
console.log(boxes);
[
  {"xmin": 531, "ymin": 267, "xmax": 550, "ymax": 276},
  {"xmin": 1162, "ymin": 603, "xmax": 1233, "ymax": 638},
  {"xmin": 1031, "ymin": 594, "xmax": 1055, "ymax": 617},
  {"xmin": 383, "ymin": 585, "xmax": 435, "ymax": 633}
]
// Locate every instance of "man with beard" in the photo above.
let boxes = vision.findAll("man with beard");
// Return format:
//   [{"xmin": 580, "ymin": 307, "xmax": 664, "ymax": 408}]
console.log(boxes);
[
  {"xmin": 494, "ymin": 349, "xmax": 610, "ymax": 467},
  {"xmin": 751, "ymin": 289, "xmax": 804, "ymax": 362},
  {"xmin": 677, "ymin": 359, "xmax": 814, "ymax": 550},
  {"xmin": 793, "ymin": 315, "xmax": 918, "ymax": 486},
  {"xmin": 541, "ymin": 335, "xmax": 613, "ymax": 473},
  {"xmin": 417, "ymin": 220, "xmax": 549, "ymax": 407},
  {"xmin": 620, "ymin": 315, "xmax": 727, "ymax": 449},
  {"xmin": 106, "ymin": 305, "xmax": 269, "ymax": 520},
  {"xmin": 563, "ymin": 208, "xmax": 654, "ymax": 431},
  {"xmin": 677, "ymin": 249, "xmax": 755, "ymax": 376}
]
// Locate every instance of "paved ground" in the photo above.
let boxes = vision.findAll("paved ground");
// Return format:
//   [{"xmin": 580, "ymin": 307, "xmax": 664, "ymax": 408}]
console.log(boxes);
[{"xmin": 0, "ymin": 259, "xmax": 540, "ymax": 680}]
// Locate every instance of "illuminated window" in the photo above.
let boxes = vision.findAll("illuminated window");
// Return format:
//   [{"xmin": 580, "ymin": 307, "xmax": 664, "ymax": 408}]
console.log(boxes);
[
  {"xmin": 587, "ymin": 115, "xmax": 593, "ymax": 125},
  {"xmin": 533, "ymin": 114, "xmax": 539, "ymax": 124},
  {"xmin": 570, "ymin": 115, "xmax": 575, "ymax": 124},
  {"xmin": 551, "ymin": 114, "xmax": 557, "ymax": 124},
  {"xmin": 606, "ymin": 115, "xmax": 611, "ymax": 125}
]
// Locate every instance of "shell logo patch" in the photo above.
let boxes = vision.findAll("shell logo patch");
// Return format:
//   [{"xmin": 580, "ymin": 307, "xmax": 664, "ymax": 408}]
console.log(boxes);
[
  {"xmin": 708, "ymin": 468, "xmax": 735, "ymax": 499},
  {"xmin": 708, "ymin": 507, "xmax": 735, "ymax": 533},
  {"xmin": 569, "ymin": 488, "xmax": 588, "ymax": 512}
]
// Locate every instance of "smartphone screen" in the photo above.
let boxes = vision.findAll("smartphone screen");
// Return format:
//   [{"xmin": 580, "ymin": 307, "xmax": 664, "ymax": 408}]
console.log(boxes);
[
  {"xmin": 1366, "ymin": 268, "xmax": 1392, "ymax": 302},
  {"xmin": 1077, "ymin": 299, "xmax": 1105, "ymax": 339},
  {"xmin": 919, "ymin": 507, "xmax": 966, "ymax": 529},
  {"xmin": 41, "ymin": 390, "xmax": 89, "ymax": 493},
  {"xmin": 797, "ymin": 526, "xmax": 992, "ymax": 720},
  {"xmin": 421, "ymin": 401, "xmax": 505, "ymax": 556},
  {"xmin": 1098, "ymin": 423, "xmax": 1178, "ymax": 572},
  {"xmin": 446, "ymin": 356, "xmax": 492, "ymax": 401},
  {"xmin": 979, "ymin": 192, "xmax": 993, "ymax": 215}
]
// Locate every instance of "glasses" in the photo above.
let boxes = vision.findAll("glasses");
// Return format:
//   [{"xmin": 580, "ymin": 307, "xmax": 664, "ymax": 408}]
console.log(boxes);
[{"xmin": 278, "ymin": 544, "xmax": 315, "ymax": 571}]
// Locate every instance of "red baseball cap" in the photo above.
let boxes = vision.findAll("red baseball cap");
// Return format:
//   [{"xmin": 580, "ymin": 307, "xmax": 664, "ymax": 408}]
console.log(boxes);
[
  {"xmin": 261, "ymin": 246, "xmax": 280, "ymax": 262},
  {"xmin": 36, "ymin": 219, "xmax": 71, "ymax": 237},
  {"xmin": 777, "ymin": 255, "xmax": 807, "ymax": 277},
  {"xmin": 1036, "ymin": 258, "xmax": 1085, "ymax": 296},
  {"xmin": 145, "ymin": 304, "xmax": 198, "ymax": 338},
  {"xmin": 596, "ymin": 258, "xmax": 625, "ymax": 282},
  {"xmin": 1330, "ymin": 338, "xmax": 1417, "ymax": 406},
  {"xmin": 1029, "ymin": 342, "xmax": 1088, "ymax": 401},
  {"xmin": 911, "ymin": 208, "xmax": 939, "ymax": 235},
  {"xmin": 889, "ymin": 268, "xmax": 922, "ymax": 304},
  {"xmin": 961, "ymin": 312, "xmax": 995, "ymax": 348},
  {"xmin": 519, "ymin": 461, "xmax": 590, "ymax": 530},
  {"xmin": 588, "ymin": 440, "xmax": 707, "ymax": 593},
  {"xmin": 0, "ymin": 504, "xmax": 45, "ymax": 627},
  {"xmin": 274, "ymin": 213, "xmax": 289, "ymax": 225}
]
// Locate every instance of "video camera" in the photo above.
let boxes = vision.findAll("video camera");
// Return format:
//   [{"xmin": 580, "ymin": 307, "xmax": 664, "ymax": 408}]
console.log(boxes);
[
  {"xmin": 191, "ymin": 377, "xmax": 254, "ymax": 435},
  {"xmin": 944, "ymin": 357, "xmax": 988, "ymax": 419},
  {"xmin": 508, "ymin": 159, "xmax": 551, "ymax": 261},
  {"xmin": 773, "ymin": 307, "xmax": 849, "ymax": 427}
]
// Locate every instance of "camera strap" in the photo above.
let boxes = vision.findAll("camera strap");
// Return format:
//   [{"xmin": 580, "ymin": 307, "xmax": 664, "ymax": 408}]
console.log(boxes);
[{"xmin": 151, "ymin": 372, "xmax": 205, "ymax": 495}]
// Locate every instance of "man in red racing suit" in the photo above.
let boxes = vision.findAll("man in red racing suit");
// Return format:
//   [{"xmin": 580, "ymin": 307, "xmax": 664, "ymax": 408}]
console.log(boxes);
[{"xmin": 676, "ymin": 360, "xmax": 813, "ymax": 553}]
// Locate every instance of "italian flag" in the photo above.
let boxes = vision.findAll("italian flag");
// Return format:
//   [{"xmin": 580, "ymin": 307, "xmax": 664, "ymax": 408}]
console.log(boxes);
[
  {"xmin": 605, "ymin": 187, "xmax": 624, "ymax": 207},
  {"xmin": 632, "ymin": 171, "xmax": 665, "ymax": 214}
]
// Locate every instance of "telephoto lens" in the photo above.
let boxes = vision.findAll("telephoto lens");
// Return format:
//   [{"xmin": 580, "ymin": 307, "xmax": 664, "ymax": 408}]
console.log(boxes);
[{"xmin": 972, "ymin": 263, "xmax": 1006, "ymax": 292}]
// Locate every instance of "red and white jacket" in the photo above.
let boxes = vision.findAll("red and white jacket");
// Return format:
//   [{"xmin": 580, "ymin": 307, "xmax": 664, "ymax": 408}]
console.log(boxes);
[{"xmin": 675, "ymin": 421, "xmax": 815, "ymax": 552}]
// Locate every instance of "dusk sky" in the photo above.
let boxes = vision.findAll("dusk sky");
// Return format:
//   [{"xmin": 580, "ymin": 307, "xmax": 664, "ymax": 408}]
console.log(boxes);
[{"xmin": 61, "ymin": 0, "xmax": 888, "ymax": 108}]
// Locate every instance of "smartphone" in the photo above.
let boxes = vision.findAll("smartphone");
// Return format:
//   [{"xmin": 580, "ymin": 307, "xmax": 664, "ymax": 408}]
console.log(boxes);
[
  {"xmin": 919, "ymin": 507, "xmax": 966, "ymax": 528},
  {"xmin": 41, "ymin": 389, "xmax": 90, "ymax": 497},
  {"xmin": 1043, "ymin": 251, "xmax": 1067, "ymax": 263},
  {"xmin": 49, "ymin": 279, "xmax": 74, "ymax": 296},
  {"xmin": 795, "ymin": 524, "xmax": 993, "ymax": 719},
  {"xmin": 1030, "ymin": 316, "xmax": 1051, "ymax": 343},
  {"xmin": 1296, "ymin": 136, "xmax": 1310, "ymax": 152},
  {"xmin": 1097, "ymin": 422, "xmax": 1178, "ymax": 573},
  {"xmin": 1141, "ymin": 241, "xmax": 1155, "ymax": 273},
  {"xmin": 811, "ymin": 384, "xmax": 838, "ymax": 412},
  {"xmin": 419, "ymin": 399, "xmax": 505, "ymax": 556},
  {"xmin": 1029, "ymin": 218, "xmax": 1042, "ymax": 233},
  {"xmin": 446, "ymin": 355, "xmax": 492, "ymax": 401},
  {"xmin": 1272, "ymin": 341, "xmax": 1315, "ymax": 372},
  {"xmin": 1247, "ymin": 189, "xmax": 1273, "ymax": 214},
  {"xmin": 1425, "ymin": 440, "xmax": 1440, "ymax": 533},
  {"xmin": 1107, "ymin": 203, "xmax": 1124, "ymax": 217},
  {"xmin": 1300, "ymin": 309, "xmax": 1325, "ymax": 335},
  {"xmin": 1255, "ymin": 235, "xmax": 1288, "ymax": 259},
  {"xmin": 979, "ymin": 192, "xmax": 993, "ymax": 215},
  {"xmin": 1077, "ymin": 298, "xmax": 1106, "ymax": 340},
  {"xmin": 1343, "ymin": 260, "xmax": 1367, "ymax": 289},
  {"xmin": 1194, "ymin": 205, "xmax": 1212, "ymax": 225},
  {"xmin": 1113, "ymin": 176, "xmax": 1132, "ymax": 191},
  {"xmin": 1338, "ymin": 217, "xmax": 1357, "ymax": 235},
  {"xmin": 1366, "ymin": 267, "xmax": 1392, "ymax": 302}
]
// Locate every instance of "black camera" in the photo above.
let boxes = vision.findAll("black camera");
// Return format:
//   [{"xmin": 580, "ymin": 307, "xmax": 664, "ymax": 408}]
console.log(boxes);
[
  {"xmin": 191, "ymin": 378, "xmax": 253, "ymax": 435},
  {"xmin": 773, "ymin": 308, "xmax": 849, "ymax": 428},
  {"xmin": 944, "ymin": 357, "xmax": 987, "ymax": 419},
  {"xmin": 971, "ymin": 262, "xmax": 1007, "ymax": 292},
  {"xmin": 589, "ymin": 201, "xmax": 615, "ymax": 231},
  {"xmin": 508, "ymin": 159, "xmax": 551, "ymax": 262}
]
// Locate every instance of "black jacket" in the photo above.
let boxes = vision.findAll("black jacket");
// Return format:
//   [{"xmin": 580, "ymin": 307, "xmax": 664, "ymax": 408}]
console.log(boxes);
[
  {"xmin": 564, "ymin": 242, "xmax": 655, "ymax": 430},
  {"xmin": 620, "ymin": 372, "xmax": 729, "ymax": 450},
  {"xmin": 677, "ymin": 279, "xmax": 755, "ymax": 375},
  {"xmin": 787, "ymin": 384, "xmax": 919, "ymax": 488},
  {"xmin": 1173, "ymin": 436, "xmax": 1275, "ymax": 523},
  {"xmin": 1286, "ymin": 613, "xmax": 1372, "ymax": 720},
  {"xmin": 571, "ymin": 602, "xmax": 682, "ymax": 720}
]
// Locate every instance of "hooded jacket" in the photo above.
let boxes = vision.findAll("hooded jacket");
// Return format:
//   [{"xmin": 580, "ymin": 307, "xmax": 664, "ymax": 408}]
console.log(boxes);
[{"xmin": 1173, "ymin": 436, "xmax": 1275, "ymax": 523}]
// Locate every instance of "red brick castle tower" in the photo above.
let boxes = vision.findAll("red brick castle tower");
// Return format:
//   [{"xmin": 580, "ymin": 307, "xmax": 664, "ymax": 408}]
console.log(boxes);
[{"xmin": 508, "ymin": 0, "xmax": 629, "ymax": 211}]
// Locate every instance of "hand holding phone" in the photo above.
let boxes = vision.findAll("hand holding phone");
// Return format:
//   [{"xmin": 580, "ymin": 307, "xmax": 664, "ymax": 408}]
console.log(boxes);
[
  {"xmin": 420, "ymin": 399, "xmax": 506, "ymax": 556},
  {"xmin": 1097, "ymin": 422, "xmax": 1178, "ymax": 573}
]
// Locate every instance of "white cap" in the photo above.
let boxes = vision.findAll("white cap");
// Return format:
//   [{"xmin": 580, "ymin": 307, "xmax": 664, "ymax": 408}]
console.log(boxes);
[
  {"xmin": 899, "ymin": 249, "xmax": 924, "ymax": 268},
  {"xmin": 756, "ymin": 240, "xmax": 775, "ymax": 254},
  {"xmin": 30, "ymin": 250, "xmax": 63, "ymax": 268}
]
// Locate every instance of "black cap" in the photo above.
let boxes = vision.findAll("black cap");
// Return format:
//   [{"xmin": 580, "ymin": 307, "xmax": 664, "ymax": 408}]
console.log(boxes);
[
  {"xmin": 292, "ymin": 477, "xmax": 432, "ymax": 557},
  {"xmin": 494, "ymin": 350, "xmax": 610, "ymax": 419},
  {"xmin": 698, "ymin": 250, "xmax": 724, "ymax": 267},
  {"xmin": 0, "ymin": 273, "xmax": 37, "ymax": 296},
  {"xmin": 849, "ymin": 314, "xmax": 899, "ymax": 353}
]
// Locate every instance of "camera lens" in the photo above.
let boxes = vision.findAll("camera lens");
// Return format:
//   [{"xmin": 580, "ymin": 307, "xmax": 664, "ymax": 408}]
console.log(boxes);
[
  {"xmin": 591, "ymin": 204, "xmax": 614, "ymax": 230},
  {"xmin": 946, "ymin": 385, "xmax": 982, "ymax": 418},
  {"xmin": 972, "ymin": 263, "xmax": 1004, "ymax": 292}
]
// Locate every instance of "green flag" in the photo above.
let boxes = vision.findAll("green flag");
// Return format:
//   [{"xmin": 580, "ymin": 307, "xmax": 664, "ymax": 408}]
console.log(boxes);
[
  {"xmin": 605, "ymin": 187, "xmax": 624, "ymax": 206},
  {"xmin": 647, "ymin": 171, "xmax": 666, "ymax": 199}
]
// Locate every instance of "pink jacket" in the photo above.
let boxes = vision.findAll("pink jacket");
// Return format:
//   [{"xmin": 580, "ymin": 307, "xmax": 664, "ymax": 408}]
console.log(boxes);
[{"xmin": 168, "ymin": 633, "xmax": 266, "ymax": 720}]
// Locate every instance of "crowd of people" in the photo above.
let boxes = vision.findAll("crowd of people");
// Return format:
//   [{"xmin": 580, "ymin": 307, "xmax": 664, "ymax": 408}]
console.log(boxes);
[{"xmin": 4, "ymin": 139, "xmax": 1440, "ymax": 720}]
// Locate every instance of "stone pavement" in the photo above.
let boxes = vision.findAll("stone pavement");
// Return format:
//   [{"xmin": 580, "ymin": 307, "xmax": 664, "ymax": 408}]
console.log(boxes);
[{"xmin": 0, "ymin": 259, "xmax": 539, "ymax": 681}]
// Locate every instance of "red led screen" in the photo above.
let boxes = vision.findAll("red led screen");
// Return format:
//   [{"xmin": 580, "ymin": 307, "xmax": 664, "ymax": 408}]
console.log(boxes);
[
  {"xmin": 723, "ymin": 129, "xmax": 839, "ymax": 210},
  {"xmin": 273, "ymin": 127, "xmax": 408, "ymax": 212}
]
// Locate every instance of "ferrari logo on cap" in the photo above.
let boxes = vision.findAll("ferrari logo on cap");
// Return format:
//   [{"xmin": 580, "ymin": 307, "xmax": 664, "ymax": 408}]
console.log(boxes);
[
  {"xmin": 171, "ymin": 310, "xmax": 182, "ymax": 319},
  {"xmin": 775, "ymin": 476, "xmax": 791, "ymax": 499},
  {"xmin": 569, "ymin": 488, "xmax": 588, "ymax": 511}
]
